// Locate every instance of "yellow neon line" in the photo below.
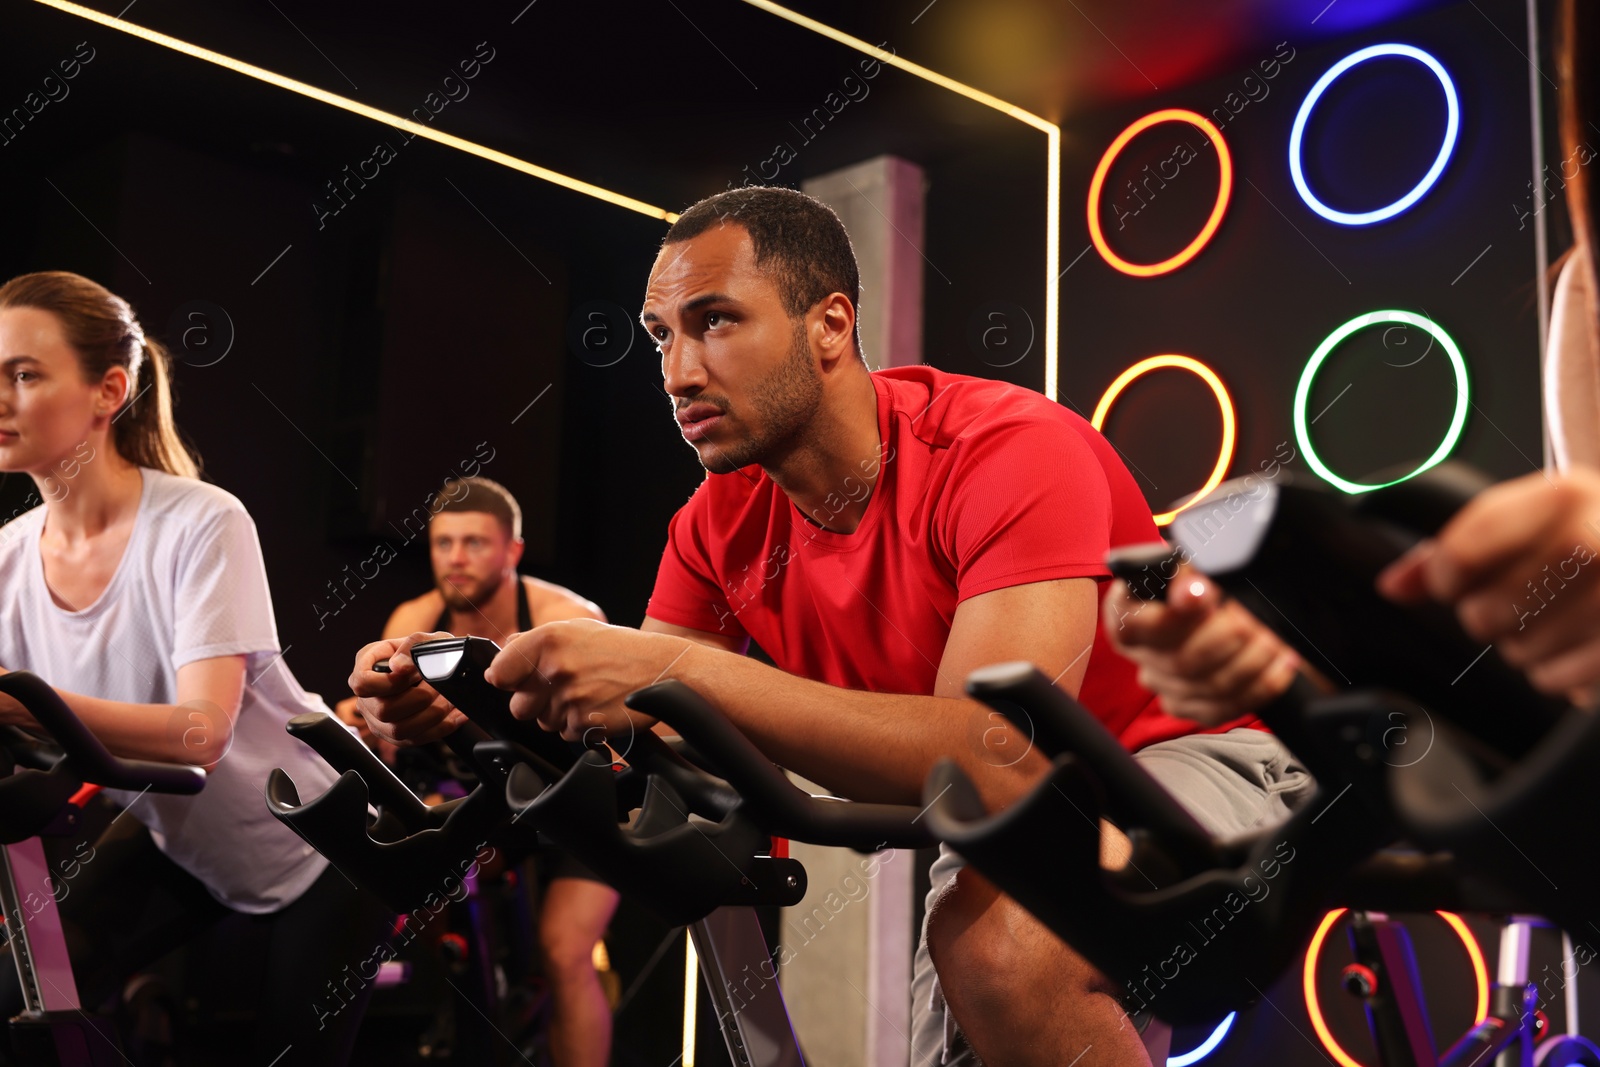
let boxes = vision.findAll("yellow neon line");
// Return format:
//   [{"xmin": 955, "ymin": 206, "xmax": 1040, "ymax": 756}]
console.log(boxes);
[
  {"xmin": 1045, "ymin": 127, "xmax": 1061, "ymax": 401},
  {"xmin": 739, "ymin": 0, "xmax": 1062, "ymax": 401},
  {"xmin": 738, "ymin": 1, "xmax": 1052, "ymax": 131},
  {"xmin": 683, "ymin": 931, "xmax": 699, "ymax": 1067},
  {"xmin": 29, "ymin": 0, "xmax": 678, "ymax": 223}
]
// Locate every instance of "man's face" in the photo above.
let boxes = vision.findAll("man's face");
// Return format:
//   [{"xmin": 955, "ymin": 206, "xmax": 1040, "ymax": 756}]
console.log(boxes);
[
  {"xmin": 641, "ymin": 223, "xmax": 823, "ymax": 474},
  {"xmin": 429, "ymin": 511, "xmax": 516, "ymax": 611}
]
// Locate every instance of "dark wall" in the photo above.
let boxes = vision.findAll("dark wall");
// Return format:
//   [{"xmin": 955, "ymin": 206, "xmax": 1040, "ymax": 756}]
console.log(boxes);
[
  {"xmin": 0, "ymin": 123, "xmax": 585, "ymax": 699},
  {"xmin": 1047, "ymin": 0, "xmax": 1553, "ymax": 520}
]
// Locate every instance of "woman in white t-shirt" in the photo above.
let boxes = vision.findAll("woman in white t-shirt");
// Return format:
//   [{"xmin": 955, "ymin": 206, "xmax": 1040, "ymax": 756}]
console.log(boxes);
[
  {"xmin": 0, "ymin": 271, "xmax": 388, "ymax": 1065},
  {"xmin": 1105, "ymin": 0, "xmax": 1600, "ymax": 724}
]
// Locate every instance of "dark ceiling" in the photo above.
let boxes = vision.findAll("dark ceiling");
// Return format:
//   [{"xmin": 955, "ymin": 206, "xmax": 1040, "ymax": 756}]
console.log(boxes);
[{"xmin": 3, "ymin": 0, "xmax": 1457, "ymax": 220}]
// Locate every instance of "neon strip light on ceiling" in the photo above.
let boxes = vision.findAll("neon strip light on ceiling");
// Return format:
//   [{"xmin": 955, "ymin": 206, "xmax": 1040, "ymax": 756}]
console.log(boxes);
[
  {"xmin": 1088, "ymin": 109, "xmax": 1233, "ymax": 277},
  {"xmin": 42, "ymin": 0, "xmax": 1066, "ymax": 395},
  {"xmin": 1289, "ymin": 43, "xmax": 1460, "ymax": 226},
  {"xmin": 1293, "ymin": 310, "xmax": 1469, "ymax": 494},
  {"xmin": 737, "ymin": 0, "xmax": 1064, "ymax": 402},
  {"xmin": 1167, "ymin": 1013, "xmax": 1236, "ymax": 1066},
  {"xmin": 683, "ymin": 932, "xmax": 699, "ymax": 1067},
  {"xmin": 28, "ymin": 0, "xmax": 678, "ymax": 223},
  {"xmin": 1092, "ymin": 355, "xmax": 1237, "ymax": 526},
  {"xmin": 1304, "ymin": 908, "xmax": 1488, "ymax": 1067}
]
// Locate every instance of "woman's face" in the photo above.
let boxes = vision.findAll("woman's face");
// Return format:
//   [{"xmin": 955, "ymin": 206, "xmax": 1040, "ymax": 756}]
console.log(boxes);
[{"xmin": 0, "ymin": 306, "xmax": 121, "ymax": 476}]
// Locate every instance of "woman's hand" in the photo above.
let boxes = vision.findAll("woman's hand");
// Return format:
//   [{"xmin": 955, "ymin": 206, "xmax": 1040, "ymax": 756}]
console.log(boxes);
[
  {"xmin": 1377, "ymin": 468, "xmax": 1600, "ymax": 703},
  {"xmin": 1103, "ymin": 560, "xmax": 1302, "ymax": 725},
  {"xmin": 0, "ymin": 665, "xmax": 33, "ymax": 727}
]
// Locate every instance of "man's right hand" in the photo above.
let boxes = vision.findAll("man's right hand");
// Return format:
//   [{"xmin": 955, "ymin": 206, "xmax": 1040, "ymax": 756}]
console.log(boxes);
[
  {"xmin": 348, "ymin": 631, "xmax": 467, "ymax": 745},
  {"xmin": 1102, "ymin": 560, "xmax": 1302, "ymax": 725}
]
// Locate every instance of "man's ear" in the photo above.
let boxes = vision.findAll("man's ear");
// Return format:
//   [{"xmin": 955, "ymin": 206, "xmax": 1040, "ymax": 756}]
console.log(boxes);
[
  {"xmin": 508, "ymin": 537, "xmax": 525, "ymax": 570},
  {"xmin": 813, "ymin": 292, "xmax": 858, "ymax": 370}
]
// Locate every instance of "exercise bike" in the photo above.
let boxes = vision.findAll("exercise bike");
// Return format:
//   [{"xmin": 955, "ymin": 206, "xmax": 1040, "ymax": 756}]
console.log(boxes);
[
  {"xmin": 268, "ymin": 635, "xmax": 938, "ymax": 1067},
  {"xmin": 920, "ymin": 463, "xmax": 1600, "ymax": 1066},
  {"xmin": 0, "ymin": 672, "xmax": 206, "ymax": 1066}
]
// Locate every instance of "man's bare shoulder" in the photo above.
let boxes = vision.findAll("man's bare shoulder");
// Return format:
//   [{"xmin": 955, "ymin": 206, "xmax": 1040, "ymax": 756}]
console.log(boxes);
[
  {"xmin": 524, "ymin": 575, "xmax": 607, "ymax": 623},
  {"xmin": 384, "ymin": 590, "xmax": 447, "ymax": 639}
]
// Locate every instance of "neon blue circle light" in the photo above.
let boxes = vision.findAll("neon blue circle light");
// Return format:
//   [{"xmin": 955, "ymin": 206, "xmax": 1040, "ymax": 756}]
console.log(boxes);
[
  {"xmin": 1168, "ymin": 1013, "xmax": 1237, "ymax": 1067},
  {"xmin": 1289, "ymin": 43, "xmax": 1460, "ymax": 225}
]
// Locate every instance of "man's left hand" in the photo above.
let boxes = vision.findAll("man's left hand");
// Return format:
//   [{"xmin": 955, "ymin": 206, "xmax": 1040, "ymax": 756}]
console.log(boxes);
[{"xmin": 485, "ymin": 620, "xmax": 694, "ymax": 744}]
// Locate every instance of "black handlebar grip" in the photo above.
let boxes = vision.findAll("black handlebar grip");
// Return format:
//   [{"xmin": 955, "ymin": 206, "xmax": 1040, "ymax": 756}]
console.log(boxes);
[
  {"xmin": 0, "ymin": 671, "xmax": 206, "ymax": 795},
  {"xmin": 1106, "ymin": 542, "xmax": 1183, "ymax": 602},
  {"xmin": 0, "ymin": 724, "xmax": 62, "ymax": 771},
  {"xmin": 625, "ymin": 680, "xmax": 933, "ymax": 849},
  {"xmin": 408, "ymin": 637, "xmax": 584, "ymax": 774},
  {"xmin": 963, "ymin": 662, "xmax": 1215, "ymax": 869},
  {"xmin": 372, "ymin": 657, "xmax": 527, "ymax": 782},
  {"xmin": 285, "ymin": 712, "xmax": 433, "ymax": 828},
  {"xmin": 1245, "ymin": 673, "xmax": 1343, "ymax": 783}
]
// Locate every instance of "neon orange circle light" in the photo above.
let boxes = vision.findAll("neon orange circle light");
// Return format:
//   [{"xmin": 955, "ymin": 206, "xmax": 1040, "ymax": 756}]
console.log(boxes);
[
  {"xmin": 1303, "ymin": 909, "xmax": 1489, "ymax": 1067},
  {"xmin": 1091, "ymin": 355, "xmax": 1236, "ymax": 526},
  {"xmin": 1087, "ymin": 108, "xmax": 1234, "ymax": 277}
]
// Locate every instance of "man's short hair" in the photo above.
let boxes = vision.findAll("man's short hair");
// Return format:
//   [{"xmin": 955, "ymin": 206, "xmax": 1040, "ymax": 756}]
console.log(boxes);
[
  {"xmin": 664, "ymin": 187, "xmax": 863, "ymax": 357},
  {"xmin": 435, "ymin": 476, "xmax": 522, "ymax": 541}
]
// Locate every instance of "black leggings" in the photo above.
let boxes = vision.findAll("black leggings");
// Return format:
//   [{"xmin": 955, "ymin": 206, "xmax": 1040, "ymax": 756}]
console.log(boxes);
[{"xmin": 1, "ymin": 815, "xmax": 392, "ymax": 1065}]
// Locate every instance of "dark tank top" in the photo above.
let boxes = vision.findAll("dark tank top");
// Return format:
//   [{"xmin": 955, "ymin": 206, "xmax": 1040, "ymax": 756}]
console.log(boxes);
[{"xmin": 433, "ymin": 577, "xmax": 533, "ymax": 632}]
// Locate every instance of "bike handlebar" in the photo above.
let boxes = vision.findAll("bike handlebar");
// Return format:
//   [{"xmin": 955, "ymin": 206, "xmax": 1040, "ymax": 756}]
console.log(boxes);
[
  {"xmin": 0, "ymin": 671, "xmax": 205, "ymax": 795},
  {"xmin": 962, "ymin": 663, "xmax": 1215, "ymax": 868},
  {"xmin": 924, "ymin": 667, "xmax": 1433, "ymax": 1024},
  {"xmin": 623, "ymin": 680, "xmax": 934, "ymax": 850},
  {"xmin": 919, "ymin": 463, "xmax": 1588, "ymax": 1023}
]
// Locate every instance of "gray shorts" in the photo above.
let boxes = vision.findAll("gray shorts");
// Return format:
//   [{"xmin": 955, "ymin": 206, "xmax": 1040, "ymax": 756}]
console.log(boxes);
[{"xmin": 909, "ymin": 727, "xmax": 1315, "ymax": 1066}]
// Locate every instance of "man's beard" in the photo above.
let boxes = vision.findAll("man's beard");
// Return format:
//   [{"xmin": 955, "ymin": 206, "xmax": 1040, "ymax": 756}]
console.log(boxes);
[
  {"xmin": 700, "ymin": 322, "xmax": 823, "ymax": 475},
  {"xmin": 438, "ymin": 574, "xmax": 497, "ymax": 613}
]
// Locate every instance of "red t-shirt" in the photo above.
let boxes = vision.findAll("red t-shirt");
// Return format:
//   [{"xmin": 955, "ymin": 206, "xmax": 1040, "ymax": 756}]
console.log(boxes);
[{"xmin": 646, "ymin": 365, "xmax": 1258, "ymax": 751}]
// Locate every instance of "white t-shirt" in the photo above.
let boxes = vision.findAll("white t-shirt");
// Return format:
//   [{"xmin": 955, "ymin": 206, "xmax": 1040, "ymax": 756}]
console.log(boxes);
[{"xmin": 0, "ymin": 468, "xmax": 341, "ymax": 913}]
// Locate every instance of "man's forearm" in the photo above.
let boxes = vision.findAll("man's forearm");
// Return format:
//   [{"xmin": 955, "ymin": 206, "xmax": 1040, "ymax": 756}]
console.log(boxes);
[{"xmin": 672, "ymin": 642, "xmax": 1047, "ymax": 807}]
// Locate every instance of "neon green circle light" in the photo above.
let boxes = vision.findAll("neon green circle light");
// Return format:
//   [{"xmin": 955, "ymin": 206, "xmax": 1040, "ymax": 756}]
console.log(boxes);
[{"xmin": 1293, "ymin": 310, "xmax": 1470, "ymax": 494}]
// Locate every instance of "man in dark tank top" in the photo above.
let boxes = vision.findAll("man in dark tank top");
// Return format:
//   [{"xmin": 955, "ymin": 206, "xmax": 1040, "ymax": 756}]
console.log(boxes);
[{"xmin": 338, "ymin": 477, "xmax": 618, "ymax": 1067}]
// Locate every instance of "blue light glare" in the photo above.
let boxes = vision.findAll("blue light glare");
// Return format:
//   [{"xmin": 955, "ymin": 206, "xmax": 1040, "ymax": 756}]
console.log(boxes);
[
  {"xmin": 1289, "ymin": 43, "xmax": 1460, "ymax": 225},
  {"xmin": 1168, "ymin": 1013, "xmax": 1237, "ymax": 1067}
]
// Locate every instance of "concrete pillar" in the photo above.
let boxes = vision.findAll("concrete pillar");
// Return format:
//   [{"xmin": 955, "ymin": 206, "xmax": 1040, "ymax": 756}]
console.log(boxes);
[
  {"xmin": 778, "ymin": 776, "xmax": 916, "ymax": 1067},
  {"xmin": 804, "ymin": 156, "xmax": 927, "ymax": 370},
  {"xmin": 772, "ymin": 155, "xmax": 926, "ymax": 1067}
]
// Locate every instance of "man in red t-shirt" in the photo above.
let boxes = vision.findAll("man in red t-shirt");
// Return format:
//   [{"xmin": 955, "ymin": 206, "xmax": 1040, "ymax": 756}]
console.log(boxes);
[{"xmin": 353, "ymin": 188, "xmax": 1310, "ymax": 1067}]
